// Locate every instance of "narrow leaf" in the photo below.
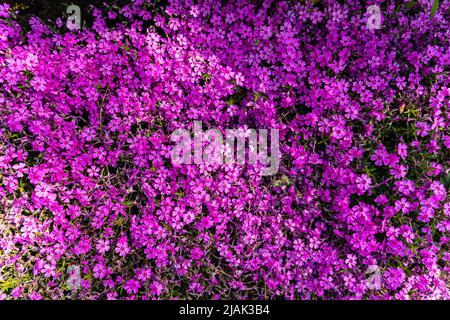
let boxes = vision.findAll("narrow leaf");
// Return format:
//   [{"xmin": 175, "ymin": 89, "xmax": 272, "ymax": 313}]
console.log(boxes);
[{"xmin": 430, "ymin": 0, "xmax": 439, "ymax": 18}]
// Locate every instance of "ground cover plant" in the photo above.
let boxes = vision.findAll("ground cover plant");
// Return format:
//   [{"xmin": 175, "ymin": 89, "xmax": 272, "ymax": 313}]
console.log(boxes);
[{"xmin": 0, "ymin": 0, "xmax": 449, "ymax": 300}]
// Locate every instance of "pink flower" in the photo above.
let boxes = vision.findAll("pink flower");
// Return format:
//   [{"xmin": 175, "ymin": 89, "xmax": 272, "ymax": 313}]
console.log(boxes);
[
  {"xmin": 115, "ymin": 236, "xmax": 130, "ymax": 257},
  {"xmin": 395, "ymin": 198, "xmax": 412, "ymax": 214},
  {"xmin": 96, "ymin": 239, "xmax": 110, "ymax": 254},
  {"xmin": 124, "ymin": 279, "xmax": 141, "ymax": 294}
]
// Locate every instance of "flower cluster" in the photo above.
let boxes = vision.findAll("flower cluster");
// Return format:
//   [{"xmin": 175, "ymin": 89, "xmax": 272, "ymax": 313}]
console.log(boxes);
[{"xmin": 0, "ymin": 0, "xmax": 449, "ymax": 299}]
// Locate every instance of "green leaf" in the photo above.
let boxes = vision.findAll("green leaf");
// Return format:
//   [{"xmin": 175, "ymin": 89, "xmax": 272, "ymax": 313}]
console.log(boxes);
[
  {"xmin": 404, "ymin": 1, "xmax": 416, "ymax": 9},
  {"xmin": 430, "ymin": 0, "xmax": 439, "ymax": 18},
  {"xmin": 273, "ymin": 175, "xmax": 291, "ymax": 187}
]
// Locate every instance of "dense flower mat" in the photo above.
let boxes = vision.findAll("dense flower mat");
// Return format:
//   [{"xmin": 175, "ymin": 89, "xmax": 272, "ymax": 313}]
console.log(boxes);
[{"xmin": 0, "ymin": 0, "xmax": 449, "ymax": 299}]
